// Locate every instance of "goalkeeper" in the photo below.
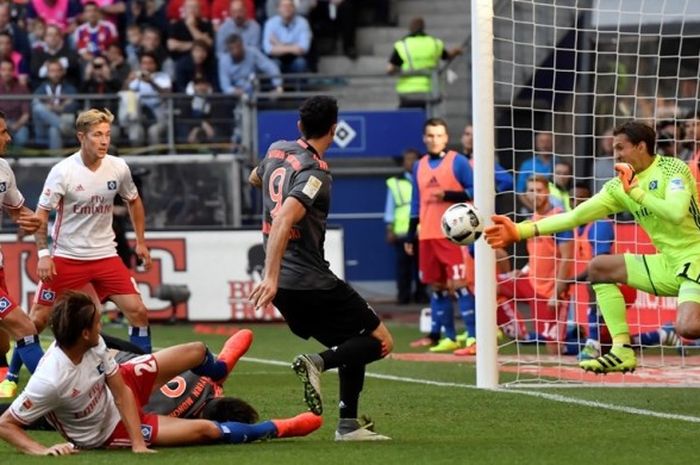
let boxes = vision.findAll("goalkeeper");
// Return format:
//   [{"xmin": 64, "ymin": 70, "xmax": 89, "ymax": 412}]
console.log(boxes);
[{"xmin": 485, "ymin": 121, "xmax": 700, "ymax": 373}]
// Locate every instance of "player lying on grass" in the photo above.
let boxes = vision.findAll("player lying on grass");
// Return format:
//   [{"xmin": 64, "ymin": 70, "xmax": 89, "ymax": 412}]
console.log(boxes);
[
  {"xmin": 0, "ymin": 330, "xmax": 262, "ymax": 428},
  {"xmin": 0, "ymin": 292, "xmax": 321, "ymax": 455},
  {"xmin": 485, "ymin": 120, "xmax": 700, "ymax": 374}
]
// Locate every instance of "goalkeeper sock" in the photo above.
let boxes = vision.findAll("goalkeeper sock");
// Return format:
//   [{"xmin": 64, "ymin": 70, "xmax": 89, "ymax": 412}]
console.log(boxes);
[
  {"xmin": 16, "ymin": 335, "xmax": 43, "ymax": 374},
  {"xmin": 320, "ymin": 336, "xmax": 382, "ymax": 371},
  {"xmin": 456, "ymin": 287, "xmax": 476, "ymax": 338},
  {"xmin": 6, "ymin": 348, "xmax": 21, "ymax": 382},
  {"xmin": 191, "ymin": 348, "xmax": 228, "ymax": 381},
  {"xmin": 128, "ymin": 326, "xmax": 152, "ymax": 354},
  {"xmin": 587, "ymin": 301, "xmax": 600, "ymax": 341},
  {"xmin": 216, "ymin": 420, "xmax": 277, "ymax": 443},
  {"xmin": 592, "ymin": 283, "xmax": 630, "ymax": 345},
  {"xmin": 428, "ymin": 292, "xmax": 442, "ymax": 341}
]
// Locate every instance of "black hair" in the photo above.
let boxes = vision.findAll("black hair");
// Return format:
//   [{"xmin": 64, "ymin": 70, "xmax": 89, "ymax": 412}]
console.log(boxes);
[
  {"xmin": 423, "ymin": 117, "xmax": 448, "ymax": 133},
  {"xmin": 200, "ymin": 397, "xmax": 259, "ymax": 424},
  {"xmin": 225, "ymin": 33, "xmax": 242, "ymax": 46},
  {"xmin": 50, "ymin": 292, "xmax": 98, "ymax": 349},
  {"xmin": 613, "ymin": 121, "xmax": 656, "ymax": 156},
  {"xmin": 0, "ymin": 110, "xmax": 5, "ymax": 121},
  {"xmin": 298, "ymin": 96, "xmax": 338, "ymax": 139}
]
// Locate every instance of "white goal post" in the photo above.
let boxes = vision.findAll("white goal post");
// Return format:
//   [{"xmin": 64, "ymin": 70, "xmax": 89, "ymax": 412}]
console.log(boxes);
[{"xmin": 472, "ymin": 0, "xmax": 700, "ymax": 387}]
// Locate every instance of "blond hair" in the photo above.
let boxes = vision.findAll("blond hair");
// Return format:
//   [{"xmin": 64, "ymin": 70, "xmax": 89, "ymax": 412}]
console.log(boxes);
[{"xmin": 75, "ymin": 108, "xmax": 114, "ymax": 133}]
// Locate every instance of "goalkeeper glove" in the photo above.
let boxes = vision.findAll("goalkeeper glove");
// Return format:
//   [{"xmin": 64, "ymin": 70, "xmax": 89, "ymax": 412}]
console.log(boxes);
[
  {"xmin": 484, "ymin": 215, "xmax": 522, "ymax": 249},
  {"xmin": 614, "ymin": 162, "xmax": 638, "ymax": 193}
]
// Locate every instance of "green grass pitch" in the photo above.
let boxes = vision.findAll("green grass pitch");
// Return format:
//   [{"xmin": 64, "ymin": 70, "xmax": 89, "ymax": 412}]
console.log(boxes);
[{"xmin": 1, "ymin": 322, "xmax": 699, "ymax": 465}]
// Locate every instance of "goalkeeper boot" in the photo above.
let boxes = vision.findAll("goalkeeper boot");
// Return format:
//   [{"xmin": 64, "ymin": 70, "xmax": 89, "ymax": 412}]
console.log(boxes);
[
  {"xmin": 0, "ymin": 379, "xmax": 17, "ymax": 398},
  {"xmin": 292, "ymin": 354, "xmax": 323, "ymax": 415},
  {"xmin": 453, "ymin": 337, "xmax": 477, "ymax": 356},
  {"xmin": 579, "ymin": 344, "xmax": 636, "ymax": 374},
  {"xmin": 577, "ymin": 340, "xmax": 601, "ymax": 361},
  {"xmin": 428, "ymin": 338, "xmax": 461, "ymax": 353}
]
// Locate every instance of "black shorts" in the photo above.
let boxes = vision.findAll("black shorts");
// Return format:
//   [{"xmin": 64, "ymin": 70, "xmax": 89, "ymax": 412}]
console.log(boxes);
[{"xmin": 273, "ymin": 280, "xmax": 381, "ymax": 348}]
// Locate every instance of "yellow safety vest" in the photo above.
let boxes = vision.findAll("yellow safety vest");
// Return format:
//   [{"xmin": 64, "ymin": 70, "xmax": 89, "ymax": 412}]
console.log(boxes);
[
  {"xmin": 548, "ymin": 182, "xmax": 571, "ymax": 211},
  {"xmin": 394, "ymin": 35, "xmax": 444, "ymax": 94},
  {"xmin": 386, "ymin": 176, "xmax": 412, "ymax": 235}
]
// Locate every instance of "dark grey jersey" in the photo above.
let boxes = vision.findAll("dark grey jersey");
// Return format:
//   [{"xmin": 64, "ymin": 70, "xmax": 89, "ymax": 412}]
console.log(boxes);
[{"xmin": 257, "ymin": 138, "xmax": 338, "ymax": 290}]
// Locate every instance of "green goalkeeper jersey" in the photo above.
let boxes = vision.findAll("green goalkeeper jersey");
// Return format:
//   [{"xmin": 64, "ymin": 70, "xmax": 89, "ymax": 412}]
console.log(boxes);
[{"xmin": 524, "ymin": 155, "xmax": 700, "ymax": 270}]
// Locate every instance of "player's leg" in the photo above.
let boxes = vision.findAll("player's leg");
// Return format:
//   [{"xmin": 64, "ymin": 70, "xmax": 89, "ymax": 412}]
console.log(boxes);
[
  {"xmin": 94, "ymin": 256, "xmax": 152, "ymax": 353},
  {"xmin": 419, "ymin": 239, "xmax": 448, "ymax": 347},
  {"xmin": 0, "ymin": 306, "xmax": 43, "ymax": 398},
  {"xmin": 149, "ymin": 342, "xmax": 229, "ymax": 389},
  {"xmin": 0, "ymin": 330, "xmax": 8, "ymax": 379},
  {"xmin": 154, "ymin": 411, "xmax": 322, "ymax": 446},
  {"xmin": 583, "ymin": 253, "xmax": 678, "ymax": 373},
  {"xmin": 454, "ymin": 244, "xmax": 476, "ymax": 347},
  {"xmin": 675, "ymin": 277, "xmax": 700, "ymax": 339}
]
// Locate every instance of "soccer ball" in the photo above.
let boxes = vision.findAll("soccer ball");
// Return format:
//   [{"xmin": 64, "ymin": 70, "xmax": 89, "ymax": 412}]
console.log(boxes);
[{"xmin": 440, "ymin": 203, "xmax": 484, "ymax": 245}]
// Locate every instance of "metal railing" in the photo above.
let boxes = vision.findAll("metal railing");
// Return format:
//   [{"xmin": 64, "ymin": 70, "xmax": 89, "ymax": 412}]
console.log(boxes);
[{"xmin": 0, "ymin": 68, "xmax": 449, "ymax": 160}]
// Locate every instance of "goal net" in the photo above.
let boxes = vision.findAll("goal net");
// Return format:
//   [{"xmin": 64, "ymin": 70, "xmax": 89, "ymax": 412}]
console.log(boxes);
[{"xmin": 481, "ymin": 0, "xmax": 700, "ymax": 386}]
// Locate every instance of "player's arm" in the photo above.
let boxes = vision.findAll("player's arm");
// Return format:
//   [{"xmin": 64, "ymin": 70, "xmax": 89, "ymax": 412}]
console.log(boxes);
[
  {"xmin": 34, "ymin": 207, "xmax": 56, "ymax": 282},
  {"xmin": 126, "ymin": 195, "xmax": 151, "ymax": 270},
  {"xmin": 486, "ymin": 192, "xmax": 619, "ymax": 249},
  {"xmin": 404, "ymin": 161, "xmax": 420, "ymax": 255},
  {"xmin": 616, "ymin": 162, "xmax": 691, "ymax": 224},
  {"xmin": 439, "ymin": 155, "xmax": 473, "ymax": 202},
  {"xmin": 249, "ymin": 197, "xmax": 306, "ymax": 309},
  {"xmin": 106, "ymin": 370, "xmax": 155, "ymax": 454},
  {"xmin": 0, "ymin": 409, "xmax": 76, "ymax": 455},
  {"xmin": 7, "ymin": 205, "xmax": 42, "ymax": 234}
]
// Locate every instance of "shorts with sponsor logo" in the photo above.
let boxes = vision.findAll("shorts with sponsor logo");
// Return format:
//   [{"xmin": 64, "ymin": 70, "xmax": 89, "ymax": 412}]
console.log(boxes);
[
  {"xmin": 273, "ymin": 280, "xmax": 381, "ymax": 348},
  {"xmin": 35, "ymin": 256, "xmax": 139, "ymax": 306},
  {"xmin": 418, "ymin": 239, "xmax": 466, "ymax": 285},
  {"xmin": 0, "ymin": 268, "xmax": 18, "ymax": 319},
  {"xmin": 104, "ymin": 354, "xmax": 160, "ymax": 448}
]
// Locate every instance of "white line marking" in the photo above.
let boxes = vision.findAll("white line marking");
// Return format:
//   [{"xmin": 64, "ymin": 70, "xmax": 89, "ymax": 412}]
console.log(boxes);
[{"xmin": 241, "ymin": 356, "xmax": 700, "ymax": 424}]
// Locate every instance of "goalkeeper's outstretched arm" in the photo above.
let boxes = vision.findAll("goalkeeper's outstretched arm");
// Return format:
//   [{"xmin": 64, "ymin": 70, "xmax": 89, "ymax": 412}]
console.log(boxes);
[{"xmin": 485, "ymin": 193, "xmax": 618, "ymax": 249}]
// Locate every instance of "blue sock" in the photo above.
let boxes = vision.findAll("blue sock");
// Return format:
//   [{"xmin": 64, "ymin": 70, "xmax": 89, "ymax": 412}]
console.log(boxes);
[
  {"xmin": 128, "ymin": 326, "xmax": 152, "ymax": 354},
  {"xmin": 191, "ymin": 348, "xmax": 228, "ymax": 381},
  {"xmin": 587, "ymin": 304, "xmax": 599, "ymax": 341},
  {"xmin": 429, "ymin": 292, "xmax": 442, "ymax": 340},
  {"xmin": 456, "ymin": 287, "xmax": 476, "ymax": 338},
  {"xmin": 438, "ymin": 290, "xmax": 456, "ymax": 341},
  {"xmin": 216, "ymin": 420, "xmax": 277, "ymax": 443},
  {"xmin": 16, "ymin": 336, "xmax": 44, "ymax": 374},
  {"xmin": 634, "ymin": 330, "xmax": 661, "ymax": 346},
  {"xmin": 6, "ymin": 347, "xmax": 22, "ymax": 382}
]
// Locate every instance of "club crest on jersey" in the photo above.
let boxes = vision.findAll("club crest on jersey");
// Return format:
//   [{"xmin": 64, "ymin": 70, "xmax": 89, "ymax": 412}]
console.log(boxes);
[
  {"xmin": 141, "ymin": 424, "xmax": 153, "ymax": 441},
  {"xmin": 648, "ymin": 180, "xmax": 658, "ymax": 190},
  {"xmin": 107, "ymin": 180, "xmax": 117, "ymax": 190},
  {"xmin": 0, "ymin": 182, "xmax": 6, "ymax": 193},
  {"xmin": 40, "ymin": 289, "xmax": 56, "ymax": 302},
  {"xmin": 97, "ymin": 362, "xmax": 105, "ymax": 374},
  {"xmin": 0, "ymin": 297, "xmax": 11, "ymax": 314}
]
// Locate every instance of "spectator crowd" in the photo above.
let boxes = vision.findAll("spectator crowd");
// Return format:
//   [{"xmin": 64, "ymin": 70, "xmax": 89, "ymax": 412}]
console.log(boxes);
[{"xmin": 0, "ymin": 0, "xmax": 391, "ymax": 150}]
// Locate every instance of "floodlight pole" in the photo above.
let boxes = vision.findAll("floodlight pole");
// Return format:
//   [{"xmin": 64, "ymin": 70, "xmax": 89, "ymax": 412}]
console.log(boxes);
[{"xmin": 472, "ymin": 0, "xmax": 498, "ymax": 388}]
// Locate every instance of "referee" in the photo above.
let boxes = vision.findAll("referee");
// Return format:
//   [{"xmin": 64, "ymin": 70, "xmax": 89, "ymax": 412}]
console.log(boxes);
[{"xmin": 249, "ymin": 96, "xmax": 394, "ymax": 441}]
